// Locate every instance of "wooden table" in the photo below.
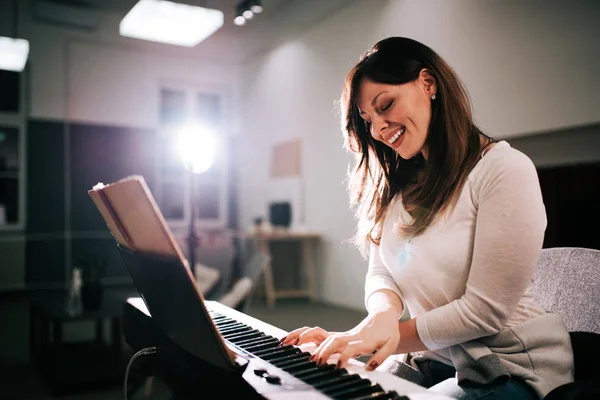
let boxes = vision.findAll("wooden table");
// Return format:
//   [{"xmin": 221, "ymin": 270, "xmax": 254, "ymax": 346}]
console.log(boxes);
[{"xmin": 241, "ymin": 229, "xmax": 321, "ymax": 308}]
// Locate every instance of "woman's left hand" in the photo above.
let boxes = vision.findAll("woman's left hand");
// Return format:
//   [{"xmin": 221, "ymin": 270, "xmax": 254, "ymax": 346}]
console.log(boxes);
[{"xmin": 310, "ymin": 309, "xmax": 401, "ymax": 370}]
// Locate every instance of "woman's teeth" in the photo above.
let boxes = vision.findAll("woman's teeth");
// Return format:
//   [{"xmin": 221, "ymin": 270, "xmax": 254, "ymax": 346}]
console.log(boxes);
[{"xmin": 388, "ymin": 127, "xmax": 405, "ymax": 144}]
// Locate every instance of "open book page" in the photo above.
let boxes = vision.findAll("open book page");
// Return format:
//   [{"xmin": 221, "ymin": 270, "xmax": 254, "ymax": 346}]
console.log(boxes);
[{"xmin": 88, "ymin": 175, "xmax": 187, "ymax": 264}]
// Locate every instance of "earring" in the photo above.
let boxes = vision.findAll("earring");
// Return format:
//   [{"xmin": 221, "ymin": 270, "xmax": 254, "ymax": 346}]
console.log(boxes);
[{"xmin": 431, "ymin": 94, "xmax": 436, "ymax": 100}]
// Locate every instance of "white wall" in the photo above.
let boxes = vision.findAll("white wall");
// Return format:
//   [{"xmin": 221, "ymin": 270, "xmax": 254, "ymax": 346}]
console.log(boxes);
[
  {"xmin": 17, "ymin": 0, "xmax": 241, "ymax": 130},
  {"xmin": 238, "ymin": 0, "xmax": 600, "ymax": 310}
]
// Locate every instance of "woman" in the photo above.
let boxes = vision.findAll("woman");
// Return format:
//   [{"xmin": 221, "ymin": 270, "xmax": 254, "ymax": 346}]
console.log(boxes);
[{"xmin": 280, "ymin": 37, "xmax": 574, "ymax": 399}]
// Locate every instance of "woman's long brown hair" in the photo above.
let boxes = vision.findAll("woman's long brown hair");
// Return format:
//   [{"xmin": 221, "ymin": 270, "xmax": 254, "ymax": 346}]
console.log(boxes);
[{"xmin": 341, "ymin": 37, "xmax": 493, "ymax": 256}]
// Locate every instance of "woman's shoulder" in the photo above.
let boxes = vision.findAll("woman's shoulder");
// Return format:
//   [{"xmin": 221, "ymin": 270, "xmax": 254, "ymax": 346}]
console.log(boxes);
[{"xmin": 468, "ymin": 140, "xmax": 539, "ymax": 192}]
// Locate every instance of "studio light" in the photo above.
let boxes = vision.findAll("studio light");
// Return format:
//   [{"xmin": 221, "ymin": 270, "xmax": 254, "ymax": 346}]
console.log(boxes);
[
  {"xmin": 0, "ymin": 37, "xmax": 29, "ymax": 72},
  {"xmin": 249, "ymin": 0, "xmax": 263, "ymax": 14},
  {"xmin": 120, "ymin": 0, "xmax": 224, "ymax": 47},
  {"xmin": 0, "ymin": 0, "xmax": 29, "ymax": 72},
  {"xmin": 234, "ymin": 0, "xmax": 263, "ymax": 26}
]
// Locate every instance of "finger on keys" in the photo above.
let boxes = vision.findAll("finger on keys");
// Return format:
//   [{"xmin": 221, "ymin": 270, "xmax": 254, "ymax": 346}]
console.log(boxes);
[
  {"xmin": 313, "ymin": 333, "xmax": 354, "ymax": 366},
  {"xmin": 336, "ymin": 341, "xmax": 371, "ymax": 369},
  {"xmin": 365, "ymin": 339, "xmax": 396, "ymax": 371},
  {"xmin": 279, "ymin": 326, "xmax": 310, "ymax": 344},
  {"xmin": 298, "ymin": 326, "xmax": 330, "ymax": 346}
]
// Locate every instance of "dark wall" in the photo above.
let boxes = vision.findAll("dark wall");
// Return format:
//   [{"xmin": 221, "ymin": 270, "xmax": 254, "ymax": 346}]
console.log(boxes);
[
  {"xmin": 26, "ymin": 119, "xmax": 157, "ymax": 286},
  {"xmin": 24, "ymin": 118, "xmax": 240, "ymax": 289},
  {"xmin": 538, "ymin": 162, "xmax": 600, "ymax": 251}
]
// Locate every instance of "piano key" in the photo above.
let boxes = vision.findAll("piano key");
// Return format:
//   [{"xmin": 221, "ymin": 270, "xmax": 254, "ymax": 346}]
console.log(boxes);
[
  {"xmin": 218, "ymin": 325, "xmax": 254, "ymax": 335},
  {"xmin": 222, "ymin": 329, "xmax": 261, "ymax": 340},
  {"xmin": 293, "ymin": 363, "xmax": 337, "ymax": 379},
  {"xmin": 270, "ymin": 352, "xmax": 311, "ymax": 368},
  {"xmin": 347, "ymin": 388, "xmax": 393, "ymax": 400},
  {"xmin": 243, "ymin": 340, "xmax": 282, "ymax": 353},
  {"xmin": 301, "ymin": 368, "xmax": 345, "ymax": 384},
  {"xmin": 234, "ymin": 335, "xmax": 276, "ymax": 348},
  {"xmin": 313, "ymin": 373, "xmax": 361, "ymax": 390},
  {"xmin": 281, "ymin": 360, "xmax": 320, "ymax": 374},
  {"xmin": 327, "ymin": 381, "xmax": 381, "ymax": 399},
  {"xmin": 253, "ymin": 344, "xmax": 297, "ymax": 358},
  {"xmin": 227, "ymin": 331, "xmax": 263, "ymax": 343}
]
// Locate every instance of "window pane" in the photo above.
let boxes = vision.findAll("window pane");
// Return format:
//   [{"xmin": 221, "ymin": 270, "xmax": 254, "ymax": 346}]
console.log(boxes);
[
  {"xmin": 158, "ymin": 180, "xmax": 185, "ymax": 220},
  {"xmin": 195, "ymin": 93, "xmax": 220, "ymax": 128},
  {"xmin": 194, "ymin": 181, "xmax": 220, "ymax": 219},
  {"xmin": 160, "ymin": 89, "xmax": 186, "ymax": 124}
]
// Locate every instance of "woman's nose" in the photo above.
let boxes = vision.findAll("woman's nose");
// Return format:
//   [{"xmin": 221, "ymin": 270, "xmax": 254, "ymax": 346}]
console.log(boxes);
[{"xmin": 370, "ymin": 118, "xmax": 388, "ymax": 139}]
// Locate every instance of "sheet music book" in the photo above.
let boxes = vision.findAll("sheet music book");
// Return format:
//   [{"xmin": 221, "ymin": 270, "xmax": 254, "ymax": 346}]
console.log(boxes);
[{"xmin": 88, "ymin": 175, "xmax": 187, "ymax": 265}]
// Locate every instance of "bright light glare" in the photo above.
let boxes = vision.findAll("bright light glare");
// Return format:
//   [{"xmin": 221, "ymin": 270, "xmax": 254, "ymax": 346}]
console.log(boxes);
[
  {"xmin": 0, "ymin": 37, "xmax": 29, "ymax": 72},
  {"xmin": 243, "ymin": 9, "xmax": 253, "ymax": 19},
  {"xmin": 250, "ymin": 5, "xmax": 263, "ymax": 13},
  {"xmin": 176, "ymin": 125, "xmax": 217, "ymax": 174},
  {"xmin": 119, "ymin": 0, "xmax": 224, "ymax": 47},
  {"xmin": 234, "ymin": 16, "xmax": 246, "ymax": 26}
]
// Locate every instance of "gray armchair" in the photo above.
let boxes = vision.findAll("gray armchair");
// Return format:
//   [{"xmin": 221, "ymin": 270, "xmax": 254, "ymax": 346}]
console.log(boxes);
[{"xmin": 532, "ymin": 247, "xmax": 600, "ymax": 399}]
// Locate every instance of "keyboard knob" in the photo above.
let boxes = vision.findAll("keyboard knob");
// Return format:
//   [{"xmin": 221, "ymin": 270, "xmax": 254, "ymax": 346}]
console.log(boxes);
[
  {"xmin": 254, "ymin": 368, "xmax": 268, "ymax": 377},
  {"xmin": 264, "ymin": 374, "xmax": 281, "ymax": 385}
]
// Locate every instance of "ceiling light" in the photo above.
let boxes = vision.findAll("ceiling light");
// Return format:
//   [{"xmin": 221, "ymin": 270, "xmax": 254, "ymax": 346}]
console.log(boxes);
[
  {"xmin": 249, "ymin": 0, "xmax": 263, "ymax": 13},
  {"xmin": 243, "ymin": 9, "xmax": 253, "ymax": 19},
  {"xmin": 119, "ymin": 0, "xmax": 224, "ymax": 47},
  {"xmin": 0, "ymin": 37, "xmax": 29, "ymax": 72},
  {"xmin": 234, "ymin": 16, "xmax": 246, "ymax": 26}
]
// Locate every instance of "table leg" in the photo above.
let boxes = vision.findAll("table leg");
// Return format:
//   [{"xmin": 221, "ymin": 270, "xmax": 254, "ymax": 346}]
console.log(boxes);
[
  {"xmin": 29, "ymin": 305, "xmax": 38, "ymax": 366},
  {"xmin": 259, "ymin": 238, "xmax": 276, "ymax": 308},
  {"xmin": 303, "ymin": 239, "xmax": 318, "ymax": 302}
]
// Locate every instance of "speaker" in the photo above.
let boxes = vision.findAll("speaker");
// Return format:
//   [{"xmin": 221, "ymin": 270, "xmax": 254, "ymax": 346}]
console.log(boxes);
[{"xmin": 269, "ymin": 202, "xmax": 292, "ymax": 228}]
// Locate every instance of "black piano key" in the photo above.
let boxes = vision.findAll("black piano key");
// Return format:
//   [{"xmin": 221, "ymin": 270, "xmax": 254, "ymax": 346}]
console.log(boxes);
[
  {"xmin": 243, "ymin": 340, "xmax": 282, "ymax": 353},
  {"xmin": 293, "ymin": 363, "xmax": 336, "ymax": 379},
  {"xmin": 328, "ymin": 381, "xmax": 381, "ymax": 400},
  {"xmin": 215, "ymin": 320, "xmax": 240, "ymax": 329},
  {"xmin": 219, "ymin": 326, "xmax": 254, "ymax": 336},
  {"xmin": 222, "ymin": 328, "xmax": 260, "ymax": 339},
  {"xmin": 301, "ymin": 368, "xmax": 345, "ymax": 384},
  {"xmin": 313, "ymin": 373, "xmax": 361, "ymax": 390},
  {"xmin": 348, "ymin": 389, "xmax": 396, "ymax": 400},
  {"xmin": 239, "ymin": 337, "xmax": 279, "ymax": 349},
  {"xmin": 281, "ymin": 360, "xmax": 319, "ymax": 374},
  {"xmin": 270, "ymin": 352, "xmax": 311, "ymax": 367},
  {"xmin": 226, "ymin": 330, "xmax": 262, "ymax": 342},
  {"xmin": 234, "ymin": 335, "xmax": 275, "ymax": 348},
  {"xmin": 256, "ymin": 346, "xmax": 300, "ymax": 360}
]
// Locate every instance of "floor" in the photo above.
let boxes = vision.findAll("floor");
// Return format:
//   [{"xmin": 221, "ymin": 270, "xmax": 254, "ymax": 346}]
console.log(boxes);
[{"xmin": 0, "ymin": 295, "xmax": 366, "ymax": 399}]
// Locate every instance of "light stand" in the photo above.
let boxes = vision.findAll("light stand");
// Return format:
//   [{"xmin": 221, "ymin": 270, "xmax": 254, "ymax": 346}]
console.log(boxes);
[
  {"xmin": 188, "ymin": 169, "xmax": 198, "ymax": 277},
  {"xmin": 176, "ymin": 124, "xmax": 217, "ymax": 279}
]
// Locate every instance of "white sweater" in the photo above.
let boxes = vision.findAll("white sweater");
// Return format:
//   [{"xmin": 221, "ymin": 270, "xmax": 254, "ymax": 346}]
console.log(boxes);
[{"xmin": 365, "ymin": 141, "xmax": 549, "ymax": 355}]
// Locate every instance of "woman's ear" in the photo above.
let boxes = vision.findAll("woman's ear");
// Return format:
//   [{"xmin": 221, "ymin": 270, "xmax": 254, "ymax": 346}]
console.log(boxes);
[{"xmin": 419, "ymin": 68, "xmax": 437, "ymax": 96}]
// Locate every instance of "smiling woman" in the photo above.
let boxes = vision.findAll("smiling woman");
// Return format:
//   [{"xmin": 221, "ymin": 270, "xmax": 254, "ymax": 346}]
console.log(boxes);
[{"xmin": 281, "ymin": 37, "xmax": 574, "ymax": 400}]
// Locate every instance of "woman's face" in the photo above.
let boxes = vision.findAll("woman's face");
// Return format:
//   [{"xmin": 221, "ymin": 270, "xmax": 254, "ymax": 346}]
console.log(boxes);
[{"xmin": 356, "ymin": 69, "xmax": 436, "ymax": 160}]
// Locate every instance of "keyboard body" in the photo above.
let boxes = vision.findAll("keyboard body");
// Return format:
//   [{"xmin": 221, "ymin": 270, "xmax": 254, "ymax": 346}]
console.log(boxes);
[{"xmin": 123, "ymin": 297, "xmax": 445, "ymax": 400}]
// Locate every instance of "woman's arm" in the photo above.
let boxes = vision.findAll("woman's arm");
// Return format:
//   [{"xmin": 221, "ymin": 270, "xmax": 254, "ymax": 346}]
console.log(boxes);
[
  {"xmin": 415, "ymin": 149, "xmax": 547, "ymax": 351},
  {"xmin": 364, "ymin": 243, "xmax": 405, "ymax": 318}
]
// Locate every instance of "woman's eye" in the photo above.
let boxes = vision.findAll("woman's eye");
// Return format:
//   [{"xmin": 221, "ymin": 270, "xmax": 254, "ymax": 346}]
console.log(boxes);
[{"xmin": 380, "ymin": 101, "xmax": 393, "ymax": 112}]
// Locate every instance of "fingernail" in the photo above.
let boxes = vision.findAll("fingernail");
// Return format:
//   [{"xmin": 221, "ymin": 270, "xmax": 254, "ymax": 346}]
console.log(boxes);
[
  {"xmin": 279, "ymin": 336, "xmax": 287, "ymax": 342},
  {"xmin": 368, "ymin": 361, "xmax": 378, "ymax": 370}
]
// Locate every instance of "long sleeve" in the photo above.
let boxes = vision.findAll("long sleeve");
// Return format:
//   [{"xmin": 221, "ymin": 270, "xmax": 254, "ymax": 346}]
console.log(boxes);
[
  {"xmin": 364, "ymin": 243, "xmax": 405, "ymax": 309},
  {"xmin": 415, "ymin": 149, "xmax": 547, "ymax": 350}
]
